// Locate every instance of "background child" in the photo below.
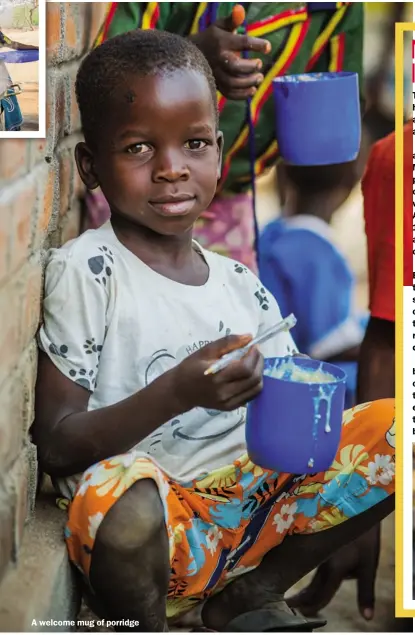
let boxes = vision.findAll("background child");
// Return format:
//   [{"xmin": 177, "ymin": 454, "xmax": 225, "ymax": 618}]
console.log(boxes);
[
  {"xmin": 259, "ymin": 159, "xmax": 368, "ymax": 408},
  {"xmin": 33, "ymin": 29, "xmax": 395, "ymax": 632}
]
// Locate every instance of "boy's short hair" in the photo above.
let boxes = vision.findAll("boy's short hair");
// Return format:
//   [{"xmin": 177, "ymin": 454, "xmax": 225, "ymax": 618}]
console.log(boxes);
[{"xmin": 76, "ymin": 29, "xmax": 218, "ymax": 148}]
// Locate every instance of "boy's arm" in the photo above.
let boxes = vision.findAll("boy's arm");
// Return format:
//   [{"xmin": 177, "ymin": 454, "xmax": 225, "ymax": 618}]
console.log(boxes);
[
  {"xmin": 8, "ymin": 41, "xmax": 38, "ymax": 50},
  {"xmin": 0, "ymin": 31, "xmax": 37, "ymax": 50},
  {"xmin": 33, "ymin": 254, "xmax": 183, "ymax": 478},
  {"xmin": 34, "ymin": 352, "xmax": 183, "ymax": 478}
]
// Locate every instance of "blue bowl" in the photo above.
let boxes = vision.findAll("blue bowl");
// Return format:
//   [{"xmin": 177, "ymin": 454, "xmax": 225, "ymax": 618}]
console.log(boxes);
[
  {"xmin": 0, "ymin": 49, "xmax": 39, "ymax": 64},
  {"xmin": 246, "ymin": 357, "xmax": 346, "ymax": 475},
  {"xmin": 273, "ymin": 72, "xmax": 361, "ymax": 166}
]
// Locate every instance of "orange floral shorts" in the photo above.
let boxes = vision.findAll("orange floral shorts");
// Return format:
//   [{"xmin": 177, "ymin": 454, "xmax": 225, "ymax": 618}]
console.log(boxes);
[{"xmin": 65, "ymin": 399, "xmax": 395, "ymax": 619}]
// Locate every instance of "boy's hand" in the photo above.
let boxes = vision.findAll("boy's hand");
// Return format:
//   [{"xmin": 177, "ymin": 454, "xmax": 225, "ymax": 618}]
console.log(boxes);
[
  {"xmin": 190, "ymin": 4, "xmax": 270, "ymax": 100},
  {"xmin": 173, "ymin": 334, "xmax": 264, "ymax": 412}
]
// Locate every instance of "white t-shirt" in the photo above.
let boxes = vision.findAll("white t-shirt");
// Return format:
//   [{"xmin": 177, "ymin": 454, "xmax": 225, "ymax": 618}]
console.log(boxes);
[{"xmin": 38, "ymin": 221, "xmax": 297, "ymax": 498}]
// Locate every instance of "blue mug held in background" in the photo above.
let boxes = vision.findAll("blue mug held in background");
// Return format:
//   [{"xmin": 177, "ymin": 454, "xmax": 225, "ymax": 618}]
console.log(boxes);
[
  {"xmin": 246, "ymin": 357, "xmax": 346, "ymax": 475},
  {"xmin": 0, "ymin": 49, "xmax": 39, "ymax": 64},
  {"xmin": 272, "ymin": 71, "xmax": 361, "ymax": 166}
]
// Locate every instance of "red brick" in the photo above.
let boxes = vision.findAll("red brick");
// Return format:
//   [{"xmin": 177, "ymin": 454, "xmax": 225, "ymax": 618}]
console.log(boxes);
[
  {"xmin": 0, "ymin": 259, "xmax": 42, "ymax": 388},
  {"xmin": 9, "ymin": 184, "xmax": 36, "ymax": 275},
  {"xmin": 68, "ymin": 70, "xmax": 81, "ymax": 135},
  {"xmin": 46, "ymin": 72, "xmax": 65, "ymax": 152},
  {"xmin": 65, "ymin": 5, "xmax": 77, "ymax": 50},
  {"xmin": 34, "ymin": 168, "xmax": 55, "ymax": 248},
  {"xmin": 58, "ymin": 152, "xmax": 73, "ymax": 216},
  {"xmin": 27, "ymin": 140, "xmax": 47, "ymax": 170},
  {"xmin": 0, "ymin": 374, "xmax": 24, "ymax": 473},
  {"xmin": 60, "ymin": 207, "xmax": 80, "ymax": 245},
  {"xmin": 19, "ymin": 258, "xmax": 42, "ymax": 352},
  {"xmin": 46, "ymin": 3, "xmax": 62, "ymax": 64},
  {"xmin": 12, "ymin": 454, "xmax": 29, "ymax": 555},
  {"xmin": 0, "ymin": 181, "xmax": 36, "ymax": 285},
  {"xmin": 89, "ymin": 2, "xmax": 108, "ymax": 49},
  {"xmin": 0, "ymin": 201, "xmax": 11, "ymax": 284},
  {"xmin": 0, "ymin": 272, "xmax": 20, "ymax": 387},
  {"xmin": 62, "ymin": 136, "xmax": 84, "ymax": 198},
  {"xmin": 62, "ymin": 4, "xmax": 86, "ymax": 61},
  {"xmin": 0, "ymin": 486, "xmax": 15, "ymax": 585},
  {"xmin": 20, "ymin": 343, "xmax": 38, "ymax": 434},
  {"xmin": 0, "ymin": 140, "xmax": 29, "ymax": 183}
]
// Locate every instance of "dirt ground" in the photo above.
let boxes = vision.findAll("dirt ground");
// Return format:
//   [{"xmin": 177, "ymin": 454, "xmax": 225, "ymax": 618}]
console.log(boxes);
[{"xmin": 1, "ymin": 26, "xmax": 39, "ymax": 131}]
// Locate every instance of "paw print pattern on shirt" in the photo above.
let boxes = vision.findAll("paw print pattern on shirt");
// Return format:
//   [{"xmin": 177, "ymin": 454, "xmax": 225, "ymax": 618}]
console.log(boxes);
[
  {"xmin": 88, "ymin": 246, "xmax": 114, "ymax": 286},
  {"xmin": 49, "ymin": 343, "xmax": 69, "ymax": 358},
  {"xmin": 83, "ymin": 338, "xmax": 103, "ymax": 355},
  {"xmin": 218, "ymin": 321, "xmax": 231, "ymax": 337},
  {"xmin": 254, "ymin": 286, "xmax": 270, "ymax": 311},
  {"xmin": 69, "ymin": 367, "xmax": 95, "ymax": 390},
  {"xmin": 234, "ymin": 263, "xmax": 248, "ymax": 275}
]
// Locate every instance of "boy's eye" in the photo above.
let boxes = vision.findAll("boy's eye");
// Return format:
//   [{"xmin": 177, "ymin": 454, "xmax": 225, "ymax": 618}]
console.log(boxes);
[
  {"xmin": 185, "ymin": 139, "xmax": 207, "ymax": 150},
  {"xmin": 126, "ymin": 143, "xmax": 152, "ymax": 155}
]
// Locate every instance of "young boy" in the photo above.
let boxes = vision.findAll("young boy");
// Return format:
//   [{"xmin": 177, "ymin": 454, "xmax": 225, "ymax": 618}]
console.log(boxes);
[
  {"xmin": 259, "ymin": 161, "xmax": 368, "ymax": 408},
  {"xmin": 34, "ymin": 30, "xmax": 395, "ymax": 632}
]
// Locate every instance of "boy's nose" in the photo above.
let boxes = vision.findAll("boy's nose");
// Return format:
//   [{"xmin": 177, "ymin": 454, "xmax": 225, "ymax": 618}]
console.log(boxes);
[{"xmin": 152, "ymin": 151, "xmax": 190, "ymax": 182}]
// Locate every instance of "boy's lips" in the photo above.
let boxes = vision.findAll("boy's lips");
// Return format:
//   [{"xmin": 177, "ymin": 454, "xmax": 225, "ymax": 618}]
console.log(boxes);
[{"xmin": 149, "ymin": 194, "xmax": 196, "ymax": 216}]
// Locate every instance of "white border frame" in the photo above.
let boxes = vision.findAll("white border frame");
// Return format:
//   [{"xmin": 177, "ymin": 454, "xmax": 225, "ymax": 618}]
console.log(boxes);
[{"xmin": 0, "ymin": 0, "xmax": 46, "ymax": 138}]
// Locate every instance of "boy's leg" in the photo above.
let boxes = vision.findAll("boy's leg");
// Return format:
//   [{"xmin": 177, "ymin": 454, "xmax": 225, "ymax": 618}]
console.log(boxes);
[
  {"xmin": 89, "ymin": 479, "xmax": 170, "ymax": 632},
  {"xmin": 202, "ymin": 495, "xmax": 393, "ymax": 630}
]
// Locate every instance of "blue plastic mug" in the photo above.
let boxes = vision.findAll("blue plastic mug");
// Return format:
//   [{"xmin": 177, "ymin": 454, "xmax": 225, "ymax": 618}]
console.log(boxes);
[
  {"xmin": 272, "ymin": 72, "xmax": 361, "ymax": 166},
  {"xmin": 0, "ymin": 49, "xmax": 39, "ymax": 64},
  {"xmin": 246, "ymin": 357, "xmax": 346, "ymax": 475}
]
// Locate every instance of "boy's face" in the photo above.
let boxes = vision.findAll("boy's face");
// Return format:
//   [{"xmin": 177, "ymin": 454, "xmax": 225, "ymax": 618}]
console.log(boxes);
[{"xmin": 76, "ymin": 69, "xmax": 222, "ymax": 236}]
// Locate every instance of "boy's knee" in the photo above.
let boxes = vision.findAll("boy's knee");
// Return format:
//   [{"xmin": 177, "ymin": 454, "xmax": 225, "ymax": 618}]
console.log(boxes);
[
  {"xmin": 351, "ymin": 398, "xmax": 394, "ymax": 427},
  {"xmin": 366, "ymin": 398, "xmax": 395, "ymax": 434},
  {"xmin": 96, "ymin": 479, "xmax": 165, "ymax": 554}
]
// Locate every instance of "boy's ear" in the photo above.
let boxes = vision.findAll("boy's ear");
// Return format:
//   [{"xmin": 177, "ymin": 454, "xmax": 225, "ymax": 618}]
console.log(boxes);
[
  {"xmin": 216, "ymin": 130, "xmax": 224, "ymax": 180},
  {"xmin": 74, "ymin": 142, "xmax": 99, "ymax": 190}
]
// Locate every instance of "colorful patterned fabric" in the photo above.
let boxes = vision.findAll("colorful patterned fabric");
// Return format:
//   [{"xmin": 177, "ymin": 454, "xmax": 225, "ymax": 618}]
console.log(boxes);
[
  {"xmin": 97, "ymin": 2, "xmax": 364, "ymax": 194},
  {"xmin": 66, "ymin": 398, "xmax": 395, "ymax": 620}
]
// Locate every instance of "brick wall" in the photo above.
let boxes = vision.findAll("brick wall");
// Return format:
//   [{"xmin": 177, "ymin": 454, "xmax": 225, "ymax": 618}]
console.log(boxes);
[{"xmin": 0, "ymin": 2, "xmax": 107, "ymax": 586}]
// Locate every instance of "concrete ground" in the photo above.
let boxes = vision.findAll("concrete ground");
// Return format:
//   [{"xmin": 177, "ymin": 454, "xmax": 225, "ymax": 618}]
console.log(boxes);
[{"xmin": 1, "ymin": 27, "xmax": 39, "ymax": 131}]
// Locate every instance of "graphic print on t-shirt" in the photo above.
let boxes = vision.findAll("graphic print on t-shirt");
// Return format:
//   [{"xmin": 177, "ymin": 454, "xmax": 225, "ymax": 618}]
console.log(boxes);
[{"xmin": 136, "ymin": 338, "xmax": 245, "ymax": 455}]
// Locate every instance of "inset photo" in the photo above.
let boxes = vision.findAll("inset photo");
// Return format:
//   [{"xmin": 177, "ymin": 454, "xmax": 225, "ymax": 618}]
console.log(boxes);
[{"xmin": 0, "ymin": 0, "xmax": 45, "ymax": 137}]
